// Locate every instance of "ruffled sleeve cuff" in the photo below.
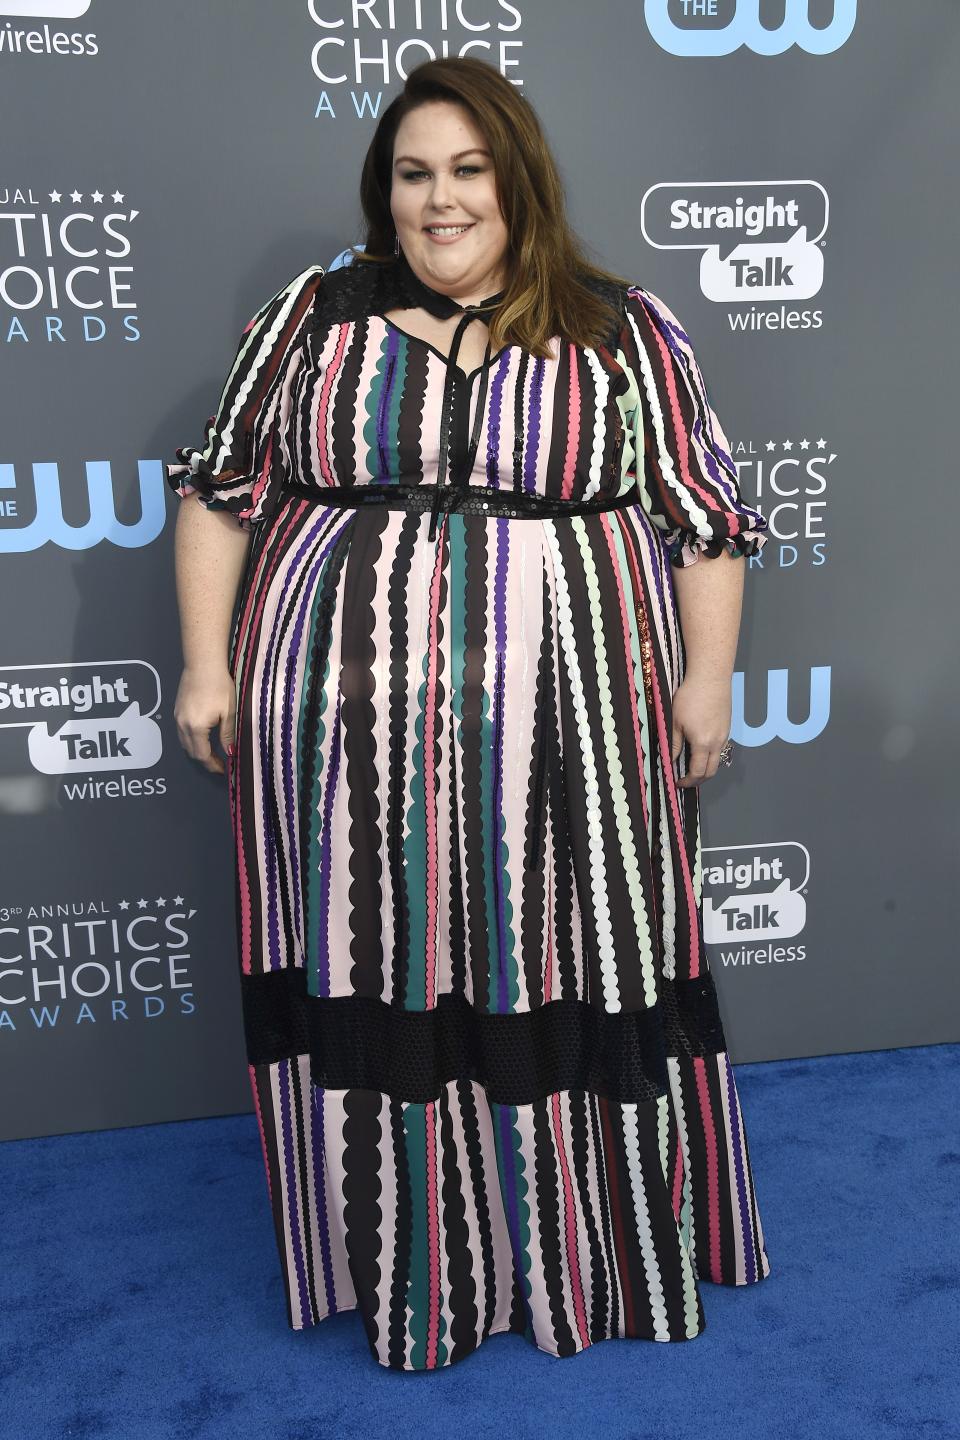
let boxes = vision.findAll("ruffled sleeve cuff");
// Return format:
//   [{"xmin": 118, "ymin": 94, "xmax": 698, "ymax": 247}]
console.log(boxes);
[
  {"xmin": 666, "ymin": 525, "xmax": 769, "ymax": 568},
  {"xmin": 165, "ymin": 447, "xmax": 258, "ymax": 530},
  {"xmin": 166, "ymin": 447, "xmax": 212, "ymax": 501}
]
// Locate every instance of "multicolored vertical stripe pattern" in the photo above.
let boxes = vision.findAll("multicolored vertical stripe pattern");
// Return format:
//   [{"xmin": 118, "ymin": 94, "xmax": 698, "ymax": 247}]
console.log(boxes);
[{"xmin": 167, "ymin": 259, "xmax": 771, "ymax": 1370}]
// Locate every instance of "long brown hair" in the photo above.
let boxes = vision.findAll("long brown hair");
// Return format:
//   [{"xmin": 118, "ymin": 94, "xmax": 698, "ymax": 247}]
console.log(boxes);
[{"xmin": 349, "ymin": 56, "xmax": 632, "ymax": 358}]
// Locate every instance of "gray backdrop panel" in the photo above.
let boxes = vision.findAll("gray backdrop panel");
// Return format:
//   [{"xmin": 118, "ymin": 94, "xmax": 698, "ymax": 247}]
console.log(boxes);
[{"xmin": 2, "ymin": 0, "xmax": 957, "ymax": 1140}]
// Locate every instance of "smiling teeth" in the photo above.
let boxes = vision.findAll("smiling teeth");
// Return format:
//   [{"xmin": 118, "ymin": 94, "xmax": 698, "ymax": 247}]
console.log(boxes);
[{"xmin": 428, "ymin": 225, "xmax": 471, "ymax": 234}]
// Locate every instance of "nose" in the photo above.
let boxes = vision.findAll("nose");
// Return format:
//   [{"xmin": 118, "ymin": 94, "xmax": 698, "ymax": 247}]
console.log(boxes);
[{"xmin": 427, "ymin": 169, "xmax": 456, "ymax": 209}]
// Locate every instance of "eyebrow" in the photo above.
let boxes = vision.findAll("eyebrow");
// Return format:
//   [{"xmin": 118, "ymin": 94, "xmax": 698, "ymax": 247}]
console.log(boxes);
[{"xmin": 393, "ymin": 148, "xmax": 490, "ymax": 168}]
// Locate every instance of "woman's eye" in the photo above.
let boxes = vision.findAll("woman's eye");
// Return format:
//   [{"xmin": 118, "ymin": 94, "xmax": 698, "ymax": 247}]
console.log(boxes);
[{"xmin": 401, "ymin": 166, "xmax": 481, "ymax": 180}]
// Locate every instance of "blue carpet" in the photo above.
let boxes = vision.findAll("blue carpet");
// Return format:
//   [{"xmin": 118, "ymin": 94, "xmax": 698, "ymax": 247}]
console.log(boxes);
[{"xmin": 2, "ymin": 1043, "xmax": 958, "ymax": 1440}]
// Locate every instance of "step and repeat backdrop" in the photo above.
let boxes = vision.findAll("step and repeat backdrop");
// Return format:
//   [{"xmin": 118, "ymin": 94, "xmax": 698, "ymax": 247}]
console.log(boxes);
[{"xmin": 2, "ymin": 1, "xmax": 957, "ymax": 1140}]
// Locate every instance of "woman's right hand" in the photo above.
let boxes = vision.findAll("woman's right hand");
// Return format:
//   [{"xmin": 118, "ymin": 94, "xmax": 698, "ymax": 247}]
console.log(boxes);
[{"xmin": 173, "ymin": 665, "xmax": 237, "ymax": 775}]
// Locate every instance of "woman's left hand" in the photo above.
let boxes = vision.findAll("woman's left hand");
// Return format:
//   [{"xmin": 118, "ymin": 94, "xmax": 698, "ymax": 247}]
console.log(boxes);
[{"xmin": 670, "ymin": 673, "xmax": 733, "ymax": 788}]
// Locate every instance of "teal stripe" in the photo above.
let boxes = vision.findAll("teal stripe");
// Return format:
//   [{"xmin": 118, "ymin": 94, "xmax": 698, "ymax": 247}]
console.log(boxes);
[{"xmin": 448, "ymin": 516, "xmax": 499, "ymax": 1010}]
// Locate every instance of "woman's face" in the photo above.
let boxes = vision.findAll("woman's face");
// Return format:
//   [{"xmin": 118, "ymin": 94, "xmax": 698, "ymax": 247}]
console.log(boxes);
[{"xmin": 390, "ymin": 99, "xmax": 509, "ymax": 301}]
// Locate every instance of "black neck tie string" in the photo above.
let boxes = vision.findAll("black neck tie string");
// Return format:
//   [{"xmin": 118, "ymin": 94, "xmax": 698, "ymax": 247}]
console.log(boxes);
[{"xmin": 428, "ymin": 306, "xmax": 495, "ymax": 542}]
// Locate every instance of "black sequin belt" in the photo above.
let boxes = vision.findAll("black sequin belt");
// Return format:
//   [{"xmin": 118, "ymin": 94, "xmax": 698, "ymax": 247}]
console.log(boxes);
[{"xmin": 281, "ymin": 479, "xmax": 638, "ymax": 540}]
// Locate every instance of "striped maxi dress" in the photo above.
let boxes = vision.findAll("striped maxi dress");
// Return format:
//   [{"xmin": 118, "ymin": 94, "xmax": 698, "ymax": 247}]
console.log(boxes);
[{"xmin": 166, "ymin": 251, "xmax": 772, "ymax": 1370}]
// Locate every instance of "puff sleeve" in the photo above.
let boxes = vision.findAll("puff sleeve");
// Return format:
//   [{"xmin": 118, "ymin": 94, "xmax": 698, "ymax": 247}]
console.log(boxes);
[
  {"xmin": 619, "ymin": 285, "xmax": 769, "ymax": 567},
  {"xmin": 166, "ymin": 264, "xmax": 326, "ymax": 531}
]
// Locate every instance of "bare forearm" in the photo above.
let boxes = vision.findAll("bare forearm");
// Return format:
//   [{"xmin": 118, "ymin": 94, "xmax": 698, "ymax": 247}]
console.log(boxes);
[
  {"xmin": 672, "ymin": 548, "xmax": 745, "ymax": 682},
  {"xmin": 173, "ymin": 494, "xmax": 252, "ymax": 672}
]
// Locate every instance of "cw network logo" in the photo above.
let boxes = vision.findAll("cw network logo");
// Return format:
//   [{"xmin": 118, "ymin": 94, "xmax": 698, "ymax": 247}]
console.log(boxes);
[
  {"xmin": 0, "ymin": 461, "xmax": 165, "ymax": 550},
  {"xmin": 644, "ymin": 0, "xmax": 856, "ymax": 56},
  {"xmin": 731, "ymin": 666, "xmax": 830, "ymax": 745}
]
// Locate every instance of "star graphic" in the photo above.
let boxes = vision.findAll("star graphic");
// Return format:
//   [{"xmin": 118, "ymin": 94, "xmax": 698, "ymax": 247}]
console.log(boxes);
[
  {"xmin": 816, "ymin": 438, "xmax": 827, "ymax": 449},
  {"xmin": 782, "ymin": 439, "xmax": 793, "ymax": 451},
  {"xmin": 118, "ymin": 900, "xmax": 130, "ymax": 911},
  {"xmin": 137, "ymin": 898, "xmax": 148, "ymax": 909},
  {"xmin": 156, "ymin": 897, "xmax": 167, "ymax": 907},
  {"xmin": 799, "ymin": 438, "xmax": 810, "ymax": 450},
  {"xmin": 70, "ymin": 189, "xmax": 82, "ymax": 203},
  {"xmin": 111, "ymin": 190, "xmax": 124, "ymax": 203},
  {"xmin": 765, "ymin": 440, "xmax": 776, "ymax": 452},
  {"xmin": 173, "ymin": 895, "xmax": 185, "ymax": 906},
  {"xmin": 90, "ymin": 189, "xmax": 104, "ymax": 204},
  {"xmin": 49, "ymin": 190, "xmax": 62, "ymax": 203}
]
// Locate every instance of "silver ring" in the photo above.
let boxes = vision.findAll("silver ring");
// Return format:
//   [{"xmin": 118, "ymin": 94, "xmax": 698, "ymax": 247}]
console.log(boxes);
[{"xmin": 718, "ymin": 740, "xmax": 734, "ymax": 767}]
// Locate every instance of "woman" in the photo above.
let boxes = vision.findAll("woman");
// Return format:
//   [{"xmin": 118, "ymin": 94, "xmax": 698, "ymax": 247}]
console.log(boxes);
[{"xmin": 167, "ymin": 56, "xmax": 772, "ymax": 1371}]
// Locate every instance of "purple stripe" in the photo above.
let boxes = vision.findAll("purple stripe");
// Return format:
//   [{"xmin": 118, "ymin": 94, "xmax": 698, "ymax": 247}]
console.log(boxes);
[
  {"xmin": 310, "ymin": 1085, "xmax": 340, "ymax": 1312},
  {"xmin": 640, "ymin": 292, "xmax": 749, "ymax": 521},
  {"xmin": 492, "ymin": 520, "xmax": 510, "ymax": 1011},
  {"xmin": 723, "ymin": 1053, "xmax": 757, "ymax": 1283},
  {"xmin": 524, "ymin": 357, "xmax": 545, "ymax": 493},
  {"xmin": 278, "ymin": 1058, "xmax": 312, "ymax": 1322},
  {"xmin": 315, "ymin": 691, "xmax": 343, "ymax": 997},
  {"xmin": 691, "ymin": 411, "xmax": 740, "ymax": 506},
  {"xmin": 266, "ymin": 507, "xmax": 350, "ymax": 966},
  {"xmin": 376, "ymin": 328, "xmax": 401, "ymax": 481}
]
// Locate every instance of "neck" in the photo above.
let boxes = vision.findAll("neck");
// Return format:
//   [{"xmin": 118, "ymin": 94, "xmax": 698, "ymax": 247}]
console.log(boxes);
[{"xmin": 397, "ymin": 249, "xmax": 506, "ymax": 315}]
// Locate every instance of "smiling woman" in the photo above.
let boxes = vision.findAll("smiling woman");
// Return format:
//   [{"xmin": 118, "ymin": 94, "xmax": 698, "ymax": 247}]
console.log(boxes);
[{"xmin": 167, "ymin": 54, "xmax": 771, "ymax": 1373}]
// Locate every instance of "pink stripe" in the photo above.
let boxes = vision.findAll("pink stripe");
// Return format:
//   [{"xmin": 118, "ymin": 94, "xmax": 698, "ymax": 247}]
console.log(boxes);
[
  {"xmin": 425, "ymin": 1101, "xmax": 441, "ymax": 1366},
  {"xmin": 551, "ymin": 1092, "xmax": 591, "ymax": 1347},
  {"xmin": 692, "ymin": 1055, "xmax": 723, "ymax": 1282},
  {"xmin": 650, "ymin": 657, "xmax": 703, "ymax": 971},
  {"xmin": 561, "ymin": 341, "xmax": 580, "ymax": 499},
  {"xmin": 671, "ymin": 1133, "xmax": 684, "ymax": 1223},
  {"xmin": 232, "ymin": 501, "xmax": 312, "ymax": 970},
  {"xmin": 246, "ymin": 427, "xmax": 275, "ymax": 514},
  {"xmin": 602, "ymin": 514, "xmax": 650, "ymax": 838},
  {"xmin": 648, "ymin": 321, "xmax": 716, "ymax": 511},
  {"xmin": 423, "ymin": 536, "xmax": 446, "ymax": 1009},
  {"xmin": 248, "ymin": 1063, "xmax": 274, "ymax": 1204},
  {"xmin": 316, "ymin": 325, "xmax": 349, "ymax": 485},
  {"xmin": 618, "ymin": 519, "xmax": 703, "ymax": 971}
]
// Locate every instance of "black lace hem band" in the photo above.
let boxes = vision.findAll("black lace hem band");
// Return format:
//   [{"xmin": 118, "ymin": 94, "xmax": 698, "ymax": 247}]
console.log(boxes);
[{"xmin": 241, "ymin": 967, "xmax": 729, "ymax": 1106}]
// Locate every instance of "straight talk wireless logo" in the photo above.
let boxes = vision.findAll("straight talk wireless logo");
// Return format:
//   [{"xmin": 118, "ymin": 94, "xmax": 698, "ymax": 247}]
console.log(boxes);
[
  {"xmin": 701, "ymin": 842, "xmax": 809, "ymax": 967},
  {"xmin": 0, "ymin": 661, "xmax": 168, "ymax": 799},
  {"xmin": 0, "ymin": 1, "xmax": 97, "ymax": 56},
  {"xmin": 641, "ymin": 181, "xmax": 829, "ymax": 328}
]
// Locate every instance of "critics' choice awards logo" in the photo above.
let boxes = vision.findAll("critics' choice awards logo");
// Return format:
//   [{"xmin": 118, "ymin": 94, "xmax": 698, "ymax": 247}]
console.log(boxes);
[
  {"xmin": 0, "ymin": 2, "xmax": 96, "ymax": 56},
  {"xmin": 644, "ymin": 0, "xmax": 856, "ymax": 56},
  {"xmin": 731, "ymin": 433, "xmax": 835, "ymax": 570},
  {"xmin": 0, "ymin": 661, "xmax": 168, "ymax": 798},
  {"xmin": 0, "ymin": 896, "xmax": 197, "ymax": 1032},
  {"xmin": 641, "ymin": 181, "xmax": 828, "ymax": 319},
  {"xmin": 701, "ymin": 842, "xmax": 809, "ymax": 964},
  {"xmin": 307, "ymin": 1, "xmax": 525, "ymax": 119},
  {"xmin": 1, "ymin": 185, "xmax": 139, "ymax": 342}
]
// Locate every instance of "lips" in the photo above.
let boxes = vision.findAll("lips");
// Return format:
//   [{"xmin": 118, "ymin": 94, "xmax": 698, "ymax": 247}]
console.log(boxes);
[{"xmin": 423, "ymin": 221, "xmax": 477, "ymax": 239}]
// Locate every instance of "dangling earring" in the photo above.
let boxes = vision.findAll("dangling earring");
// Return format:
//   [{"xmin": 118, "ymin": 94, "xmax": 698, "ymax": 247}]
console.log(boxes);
[{"xmin": 393, "ymin": 231, "xmax": 400, "ymax": 256}]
